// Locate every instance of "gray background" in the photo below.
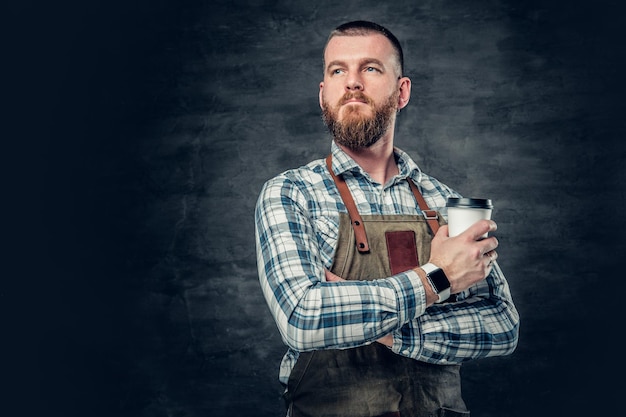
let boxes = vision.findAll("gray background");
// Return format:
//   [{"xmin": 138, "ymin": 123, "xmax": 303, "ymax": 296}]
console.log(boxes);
[{"xmin": 11, "ymin": 0, "xmax": 625, "ymax": 416}]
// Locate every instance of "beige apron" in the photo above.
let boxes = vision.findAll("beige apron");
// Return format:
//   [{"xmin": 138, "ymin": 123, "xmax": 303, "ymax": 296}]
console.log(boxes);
[{"xmin": 284, "ymin": 156, "xmax": 469, "ymax": 417}]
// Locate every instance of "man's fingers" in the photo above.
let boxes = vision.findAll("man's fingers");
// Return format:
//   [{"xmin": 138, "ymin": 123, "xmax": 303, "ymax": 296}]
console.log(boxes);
[
  {"xmin": 479, "ymin": 235, "xmax": 499, "ymax": 256},
  {"xmin": 483, "ymin": 250, "xmax": 498, "ymax": 264},
  {"xmin": 462, "ymin": 219, "xmax": 497, "ymax": 241},
  {"xmin": 325, "ymin": 269, "xmax": 345, "ymax": 282}
]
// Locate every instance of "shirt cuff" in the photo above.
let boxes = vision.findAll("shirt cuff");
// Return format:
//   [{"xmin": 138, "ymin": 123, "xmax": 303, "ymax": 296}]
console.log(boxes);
[
  {"xmin": 390, "ymin": 325, "xmax": 423, "ymax": 359},
  {"xmin": 388, "ymin": 268, "xmax": 428, "ymax": 325}
]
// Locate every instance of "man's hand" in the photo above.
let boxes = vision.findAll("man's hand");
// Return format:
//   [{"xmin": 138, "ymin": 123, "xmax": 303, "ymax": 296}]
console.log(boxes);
[
  {"xmin": 427, "ymin": 219, "xmax": 498, "ymax": 294},
  {"xmin": 324, "ymin": 269, "xmax": 344, "ymax": 282}
]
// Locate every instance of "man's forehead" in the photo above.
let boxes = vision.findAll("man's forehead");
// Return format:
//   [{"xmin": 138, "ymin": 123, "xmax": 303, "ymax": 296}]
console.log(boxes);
[
  {"xmin": 324, "ymin": 34, "xmax": 396, "ymax": 59},
  {"xmin": 323, "ymin": 34, "xmax": 400, "ymax": 74}
]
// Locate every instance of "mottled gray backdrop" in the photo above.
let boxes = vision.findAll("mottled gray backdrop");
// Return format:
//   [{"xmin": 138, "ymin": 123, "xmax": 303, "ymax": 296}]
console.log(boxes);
[{"xmin": 12, "ymin": 0, "xmax": 625, "ymax": 416}]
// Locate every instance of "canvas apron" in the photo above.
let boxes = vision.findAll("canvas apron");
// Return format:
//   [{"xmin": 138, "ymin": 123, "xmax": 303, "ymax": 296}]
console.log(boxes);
[{"xmin": 284, "ymin": 156, "xmax": 469, "ymax": 417}]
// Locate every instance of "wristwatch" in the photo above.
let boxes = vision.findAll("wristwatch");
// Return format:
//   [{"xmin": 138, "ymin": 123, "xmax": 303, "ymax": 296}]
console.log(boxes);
[{"xmin": 421, "ymin": 263, "xmax": 451, "ymax": 303}]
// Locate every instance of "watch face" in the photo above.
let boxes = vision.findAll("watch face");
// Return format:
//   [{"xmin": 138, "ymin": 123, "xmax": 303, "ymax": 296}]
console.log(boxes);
[{"xmin": 429, "ymin": 268, "xmax": 450, "ymax": 292}]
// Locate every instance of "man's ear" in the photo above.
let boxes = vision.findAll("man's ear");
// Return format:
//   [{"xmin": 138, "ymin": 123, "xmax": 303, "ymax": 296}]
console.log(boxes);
[
  {"xmin": 397, "ymin": 77, "xmax": 412, "ymax": 110},
  {"xmin": 319, "ymin": 82, "xmax": 324, "ymax": 109}
]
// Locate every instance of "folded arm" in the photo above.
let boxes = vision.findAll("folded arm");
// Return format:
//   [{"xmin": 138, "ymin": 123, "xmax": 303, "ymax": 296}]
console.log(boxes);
[
  {"xmin": 255, "ymin": 177, "xmax": 430, "ymax": 351},
  {"xmin": 391, "ymin": 260, "xmax": 520, "ymax": 363}
]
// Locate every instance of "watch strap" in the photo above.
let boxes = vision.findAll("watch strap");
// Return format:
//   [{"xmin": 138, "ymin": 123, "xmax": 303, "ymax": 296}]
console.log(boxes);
[{"xmin": 421, "ymin": 263, "xmax": 451, "ymax": 303}]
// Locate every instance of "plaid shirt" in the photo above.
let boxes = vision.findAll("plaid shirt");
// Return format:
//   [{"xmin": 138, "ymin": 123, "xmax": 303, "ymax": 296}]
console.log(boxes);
[{"xmin": 255, "ymin": 142, "xmax": 519, "ymax": 384}]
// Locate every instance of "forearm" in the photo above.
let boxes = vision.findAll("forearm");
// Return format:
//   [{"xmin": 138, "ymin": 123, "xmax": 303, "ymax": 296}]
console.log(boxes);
[
  {"xmin": 259, "ymin": 259, "xmax": 429, "ymax": 351},
  {"xmin": 391, "ymin": 262, "xmax": 520, "ymax": 362}
]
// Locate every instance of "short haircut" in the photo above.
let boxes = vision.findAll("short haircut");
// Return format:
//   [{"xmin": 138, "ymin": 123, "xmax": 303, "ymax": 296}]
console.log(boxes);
[{"xmin": 324, "ymin": 20, "xmax": 404, "ymax": 76}]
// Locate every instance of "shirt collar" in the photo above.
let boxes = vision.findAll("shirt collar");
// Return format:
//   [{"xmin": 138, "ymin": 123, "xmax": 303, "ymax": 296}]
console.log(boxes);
[
  {"xmin": 394, "ymin": 146, "xmax": 423, "ymax": 184},
  {"xmin": 329, "ymin": 141, "xmax": 423, "ymax": 184},
  {"xmin": 329, "ymin": 141, "xmax": 361, "ymax": 176}
]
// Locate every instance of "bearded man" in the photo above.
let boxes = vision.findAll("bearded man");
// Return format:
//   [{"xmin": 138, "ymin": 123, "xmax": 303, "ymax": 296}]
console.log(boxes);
[{"xmin": 255, "ymin": 21, "xmax": 519, "ymax": 417}]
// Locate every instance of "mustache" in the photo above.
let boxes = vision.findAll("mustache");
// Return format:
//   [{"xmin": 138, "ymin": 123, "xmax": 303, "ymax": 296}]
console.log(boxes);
[{"xmin": 340, "ymin": 92, "xmax": 373, "ymax": 106}]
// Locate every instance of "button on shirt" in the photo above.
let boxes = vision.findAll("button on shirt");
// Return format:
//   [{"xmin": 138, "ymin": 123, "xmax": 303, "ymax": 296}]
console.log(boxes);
[{"xmin": 255, "ymin": 142, "xmax": 519, "ymax": 385}]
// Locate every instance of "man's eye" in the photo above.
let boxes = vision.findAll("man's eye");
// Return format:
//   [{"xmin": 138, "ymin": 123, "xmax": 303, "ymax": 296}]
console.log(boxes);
[
  {"xmin": 365, "ymin": 67, "xmax": 379, "ymax": 72},
  {"xmin": 332, "ymin": 69, "xmax": 343, "ymax": 75}
]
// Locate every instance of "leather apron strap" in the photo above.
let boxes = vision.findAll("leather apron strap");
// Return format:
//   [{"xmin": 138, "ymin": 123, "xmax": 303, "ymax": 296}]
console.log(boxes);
[
  {"xmin": 406, "ymin": 180, "xmax": 440, "ymax": 235},
  {"xmin": 326, "ymin": 154, "xmax": 440, "ymax": 253},
  {"xmin": 326, "ymin": 155, "xmax": 370, "ymax": 252}
]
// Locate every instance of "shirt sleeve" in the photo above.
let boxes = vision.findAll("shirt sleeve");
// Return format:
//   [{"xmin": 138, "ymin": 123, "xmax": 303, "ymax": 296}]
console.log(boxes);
[
  {"xmin": 391, "ymin": 261, "xmax": 520, "ymax": 363},
  {"xmin": 255, "ymin": 175, "xmax": 429, "ymax": 352}
]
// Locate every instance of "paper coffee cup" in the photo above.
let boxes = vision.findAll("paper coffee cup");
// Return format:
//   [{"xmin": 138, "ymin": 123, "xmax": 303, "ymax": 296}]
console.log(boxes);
[{"xmin": 446, "ymin": 198, "xmax": 493, "ymax": 237}]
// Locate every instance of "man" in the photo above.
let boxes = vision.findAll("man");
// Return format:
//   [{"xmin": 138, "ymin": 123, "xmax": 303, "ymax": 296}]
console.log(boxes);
[{"xmin": 255, "ymin": 21, "xmax": 519, "ymax": 417}]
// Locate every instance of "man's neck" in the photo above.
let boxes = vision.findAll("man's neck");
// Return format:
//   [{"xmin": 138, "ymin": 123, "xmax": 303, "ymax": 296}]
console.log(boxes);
[{"xmin": 337, "ymin": 136, "xmax": 398, "ymax": 185}]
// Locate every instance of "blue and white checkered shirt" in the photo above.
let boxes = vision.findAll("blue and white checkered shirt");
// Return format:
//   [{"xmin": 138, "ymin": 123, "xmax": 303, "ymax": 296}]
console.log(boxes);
[{"xmin": 255, "ymin": 142, "xmax": 519, "ymax": 385}]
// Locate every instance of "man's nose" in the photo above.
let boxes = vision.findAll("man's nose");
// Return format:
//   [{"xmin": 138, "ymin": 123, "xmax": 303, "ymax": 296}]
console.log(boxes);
[{"xmin": 346, "ymin": 73, "xmax": 363, "ymax": 90}]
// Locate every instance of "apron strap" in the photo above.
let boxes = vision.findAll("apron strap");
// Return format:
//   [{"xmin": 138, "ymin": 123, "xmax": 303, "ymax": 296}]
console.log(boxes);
[
  {"xmin": 407, "ymin": 180, "xmax": 440, "ymax": 235},
  {"xmin": 325, "ymin": 155, "xmax": 370, "ymax": 252},
  {"xmin": 325, "ymin": 154, "xmax": 440, "ymax": 253}
]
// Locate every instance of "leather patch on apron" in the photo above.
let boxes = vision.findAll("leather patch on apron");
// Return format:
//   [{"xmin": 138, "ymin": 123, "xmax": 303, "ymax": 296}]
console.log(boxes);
[{"xmin": 385, "ymin": 230, "xmax": 419, "ymax": 275}]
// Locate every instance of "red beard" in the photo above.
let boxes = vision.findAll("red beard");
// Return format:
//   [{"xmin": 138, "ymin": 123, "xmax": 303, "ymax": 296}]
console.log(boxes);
[{"xmin": 322, "ymin": 91, "xmax": 398, "ymax": 150}]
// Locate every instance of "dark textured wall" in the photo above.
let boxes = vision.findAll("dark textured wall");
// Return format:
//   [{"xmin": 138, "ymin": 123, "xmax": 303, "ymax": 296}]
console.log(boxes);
[{"xmin": 16, "ymin": 0, "xmax": 626, "ymax": 416}]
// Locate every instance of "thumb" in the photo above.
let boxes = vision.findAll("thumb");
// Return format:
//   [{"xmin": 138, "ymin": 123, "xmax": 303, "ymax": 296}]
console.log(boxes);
[{"xmin": 434, "ymin": 224, "xmax": 449, "ymax": 240}]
